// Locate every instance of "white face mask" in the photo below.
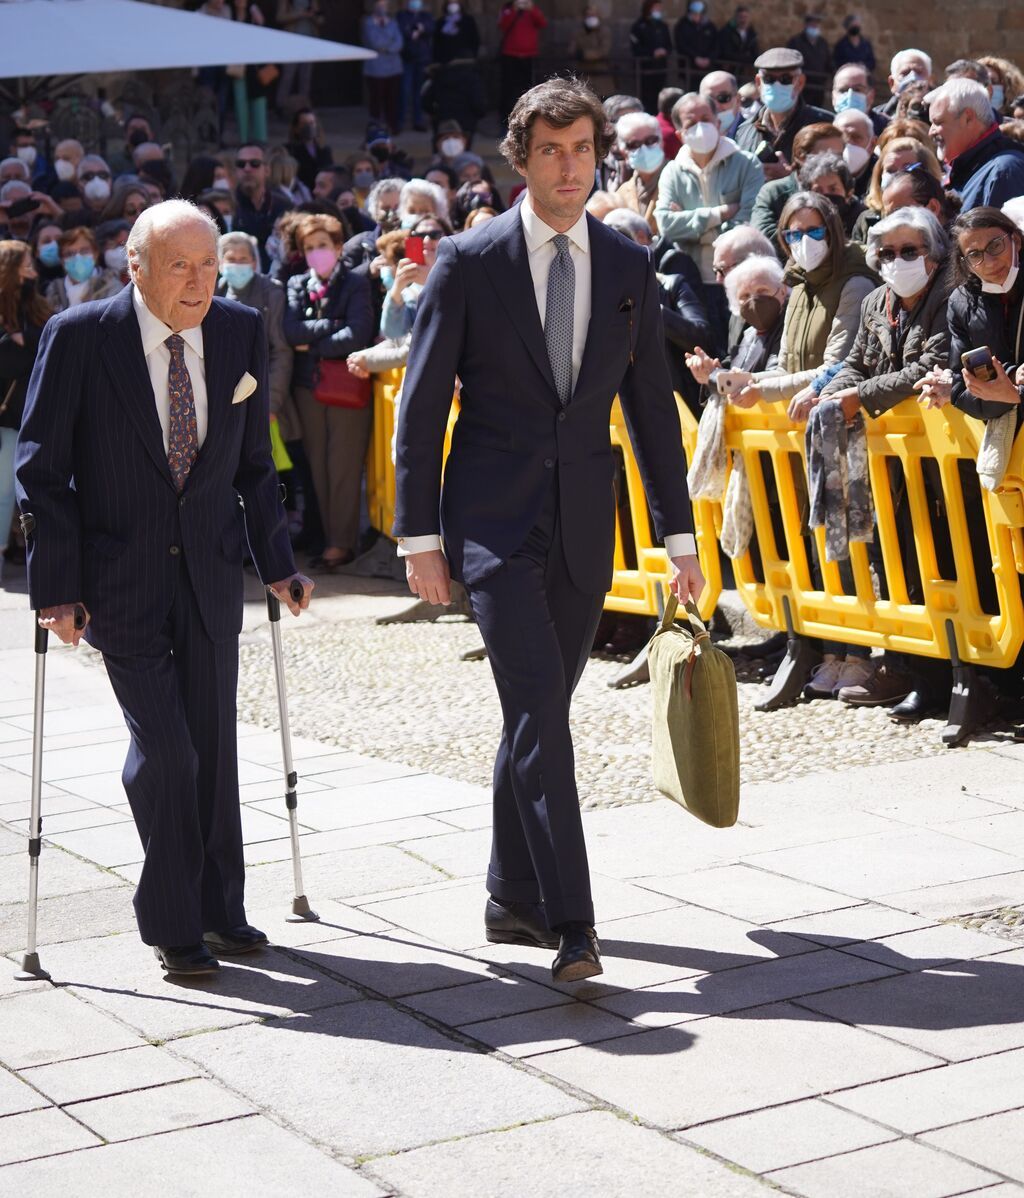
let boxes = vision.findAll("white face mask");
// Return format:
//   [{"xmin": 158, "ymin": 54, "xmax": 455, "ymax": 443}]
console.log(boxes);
[
  {"xmin": 842, "ymin": 143, "xmax": 871, "ymax": 176},
  {"xmin": 879, "ymin": 254, "xmax": 931, "ymax": 298},
  {"xmin": 715, "ymin": 108, "xmax": 736, "ymax": 133},
  {"xmin": 683, "ymin": 121, "xmax": 719, "ymax": 156},
  {"xmin": 980, "ymin": 242, "xmax": 1020, "ymax": 294},
  {"xmin": 212, "ymin": 177, "xmax": 231, "ymax": 192},
  {"xmin": 54, "ymin": 158, "xmax": 76, "ymax": 181},
  {"xmin": 83, "ymin": 175, "xmax": 111, "ymax": 201},
  {"xmin": 16, "ymin": 146, "xmax": 37, "ymax": 167},
  {"xmin": 104, "ymin": 245, "xmax": 129, "ymax": 273},
  {"xmin": 440, "ymin": 137, "xmax": 464, "ymax": 158},
  {"xmin": 790, "ymin": 234, "xmax": 830, "ymax": 272}
]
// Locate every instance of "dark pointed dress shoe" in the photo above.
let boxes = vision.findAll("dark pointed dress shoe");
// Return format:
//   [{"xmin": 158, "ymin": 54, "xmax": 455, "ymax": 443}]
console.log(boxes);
[
  {"xmin": 154, "ymin": 943, "xmax": 220, "ymax": 975},
  {"xmin": 484, "ymin": 898, "xmax": 559, "ymax": 950},
  {"xmin": 889, "ymin": 689, "xmax": 948, "ymax": 723},
  {"xmin": 552, "ymin": 924, "xmax": 603, "ymax": 983},
  {"xmin": 203, "ymin": 925, "xmax": 269, "ymax": 955}
]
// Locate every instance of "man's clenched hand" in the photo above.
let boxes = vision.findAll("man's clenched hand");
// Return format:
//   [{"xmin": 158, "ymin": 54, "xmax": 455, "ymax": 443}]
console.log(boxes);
[{"xmin": 405, "ymin": 548, "xmax": 451, "ymax": 607}]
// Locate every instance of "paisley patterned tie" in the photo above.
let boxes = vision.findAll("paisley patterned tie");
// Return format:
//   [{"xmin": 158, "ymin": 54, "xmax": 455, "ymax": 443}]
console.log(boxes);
[
  {"xmin": 545, "ymin": 233, "xmax": 575, "ymax": 406},
  {"xmin": 166, "ymin": 333, "xmax": 198, "ymax": 492}
]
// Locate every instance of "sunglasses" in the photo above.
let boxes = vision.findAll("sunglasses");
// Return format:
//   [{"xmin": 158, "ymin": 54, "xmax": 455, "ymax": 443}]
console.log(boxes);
[
  {"xmin": 964, "ymin": 234, "xmax": 1010, "ymax": 266},
  {"xmin": 709, "ymin": 91, "xmax": 736, "ymax": 105},
  {"xmin": 877, "ymin": 244, "xmax": 925, "ymax": 264},
  {"xmin": 80, "ymin": 170, "xmax": 111, "ymax": 182},
  {"xmin": 236, "ymin": 158, "xmax": 264, "ymax": 170},
  {"xmin": 760, "ymin": 72, "xmax": 797, "ymax": 86},
  {"xmin": 782, "ymin": 226, "xmax": 827, "ymax": 245},
  {"xmin": 414, "ymin": 229, "xmax": 445, "ymax": 241},
  {"xmin": 624, "ymin": 134, "xmax": 660, "ymax": 152}
]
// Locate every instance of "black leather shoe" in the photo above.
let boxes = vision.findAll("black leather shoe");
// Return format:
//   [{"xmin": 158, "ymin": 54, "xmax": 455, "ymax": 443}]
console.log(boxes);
[
  {"xmin": 154, "ymin": 943, "xmax": 220, "ymax": 975},
  {"xmin": 552, "ymin": 924, "xmax": 602, "ymax": 983},
  {"xmin": 889, "ymin": 689, "xmax": 948, "ymax": 723},
  {"xmin": 485, "ymin": 898, "xmax": 559, "ymax": 949},
  {"xmin": 203, "ymin": 925, "xmax": 269, "ymax": 955}
]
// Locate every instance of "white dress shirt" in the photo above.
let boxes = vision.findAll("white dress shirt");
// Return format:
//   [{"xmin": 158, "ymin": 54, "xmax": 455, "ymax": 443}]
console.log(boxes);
[
  {"xmin": 132, "ymin": 286, "xmax": 209, "ymax": 455},
  {"xmin": 398, "ymin": 197, "xmax": 695, "ymax": 560}
]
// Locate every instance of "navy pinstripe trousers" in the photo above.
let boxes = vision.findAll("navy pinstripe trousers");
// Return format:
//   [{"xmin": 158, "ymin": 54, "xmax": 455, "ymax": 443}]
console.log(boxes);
[{"xmin": 102, "ymin": 558, "xmax": 244, "ymax": 946}]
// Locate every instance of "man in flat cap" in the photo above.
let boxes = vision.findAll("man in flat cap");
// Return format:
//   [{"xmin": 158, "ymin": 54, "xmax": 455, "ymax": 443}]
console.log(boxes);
[{"xmin": 734, "ymin": 46, "xmax": 834, "ymax": 179}]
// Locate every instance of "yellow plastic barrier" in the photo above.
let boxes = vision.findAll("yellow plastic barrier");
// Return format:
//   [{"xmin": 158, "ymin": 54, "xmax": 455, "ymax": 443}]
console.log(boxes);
[
  {"xmin": 711, "ymin": 398, "xmax": 1024, "ymax": 667},
  {"xmin": 367, "ymin": 374, "xmax": 720, "ymax": 622}
]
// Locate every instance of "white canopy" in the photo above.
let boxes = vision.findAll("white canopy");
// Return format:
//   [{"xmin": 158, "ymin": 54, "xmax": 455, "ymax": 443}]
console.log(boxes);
[{"xmin": 0, "ymin": 0, "xmax": 374, "ymax": 80}]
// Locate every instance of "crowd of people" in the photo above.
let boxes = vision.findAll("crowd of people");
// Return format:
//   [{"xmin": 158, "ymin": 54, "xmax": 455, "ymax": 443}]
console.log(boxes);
[{"xmin": 3, "ymin": 10, "xmax": 1024, "ymax": 733}]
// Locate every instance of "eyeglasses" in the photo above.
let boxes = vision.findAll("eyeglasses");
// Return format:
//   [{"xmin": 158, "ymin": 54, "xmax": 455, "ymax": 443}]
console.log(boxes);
[
  {"xmin": 963, "ymin": 234, "xmax": 1010, "ymax": 266},
  {"xmin": 235, "ymin": 158, "xmax": 264, "ymax": 170},
  {"xmin": 80, "ymin": 170, "xmax": 111, "ymax": 182},
  {"xmin": 782, "ymin": 226, "xmax": 828, "ymax": 245},
  {"xmin": 877, "ymin": 244, "xmax": 926, "ymax": 264},
  {"xmin": 760, "ymin": 72, "xmax": 797, "ymax": 86},
  {"xmin": 708, "ymin": 91, "xmax": 736, "ymax": 105},
  {"xmin": 623, "ymin": 134, "xmax": 660, "ymax": 151}
]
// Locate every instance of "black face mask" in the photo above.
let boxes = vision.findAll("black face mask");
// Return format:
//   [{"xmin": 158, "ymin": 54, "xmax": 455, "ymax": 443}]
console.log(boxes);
[
  {"xmin": 847, "ymin": 24, "xmax": 861, "ymax": 36},
  {"xmin": 127, "ymin": 128, "xmax": 150, "ymax": 147},
  {"xmin": 369, "ymin": 143, "xmax": 391, "ymax": 163},
  {"xmin": 740, "ymin": 294, "xmax": 782, "ymax": 333}
]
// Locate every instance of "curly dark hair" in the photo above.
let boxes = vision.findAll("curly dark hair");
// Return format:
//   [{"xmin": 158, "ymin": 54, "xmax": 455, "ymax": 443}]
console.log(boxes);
[{"xmin": 499, "ymin": 76, "xmax": 613, "ymax": 170}]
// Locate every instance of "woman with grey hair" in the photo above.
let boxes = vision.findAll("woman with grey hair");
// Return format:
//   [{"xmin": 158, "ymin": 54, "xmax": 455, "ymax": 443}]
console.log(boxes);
[
  {"xmin": 397, "ymin": 178, "xmax": 449, "ymax": 227},
  {"xmin": 613, "ymin": 111, "xmax": 667, "ymax": 235},
  {"xmin": 816, "ymin": 205, "xmax": 954, "ymax": 714}
]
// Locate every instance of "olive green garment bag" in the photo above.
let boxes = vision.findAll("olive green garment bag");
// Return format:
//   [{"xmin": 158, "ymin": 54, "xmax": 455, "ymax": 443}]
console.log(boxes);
[{"xmin": 649, "ymin": 594, "xmax": 740, "ymax": 828}]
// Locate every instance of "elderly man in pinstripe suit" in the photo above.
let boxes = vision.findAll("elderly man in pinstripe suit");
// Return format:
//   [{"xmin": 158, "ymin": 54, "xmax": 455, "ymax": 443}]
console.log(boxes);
[{"xmin": 16, "ymin": 200, "xmax": 313, "ymax": 977}]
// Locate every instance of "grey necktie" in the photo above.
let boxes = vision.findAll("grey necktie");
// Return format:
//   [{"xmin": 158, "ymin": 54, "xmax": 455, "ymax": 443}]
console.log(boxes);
[{"xmin": 545, "ymin": 233, "xmax": 575, "ymax": 405}]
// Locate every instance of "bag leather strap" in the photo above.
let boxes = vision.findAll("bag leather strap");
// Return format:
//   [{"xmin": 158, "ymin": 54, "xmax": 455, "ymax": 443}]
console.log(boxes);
[{"xmin": 659, "ymin": 592, "xmax": 712, "ymax": 700}]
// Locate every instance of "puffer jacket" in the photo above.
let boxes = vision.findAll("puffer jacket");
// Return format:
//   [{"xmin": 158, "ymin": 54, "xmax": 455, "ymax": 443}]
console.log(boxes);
[
  {"xmin": 821, "ymin": 270, "xmax": 951, "ymax": 416},
  {"xmin": 948, "ymin": 279, "xmax": 1024, "ymax": 427}
]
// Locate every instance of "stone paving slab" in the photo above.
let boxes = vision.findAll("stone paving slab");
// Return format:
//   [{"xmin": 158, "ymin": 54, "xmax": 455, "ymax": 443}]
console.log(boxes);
[
  {"xmin": 796, "ymin": 948, "xmax": 1024, "ymax": 1062},
  {"xmin": 367, "ymin": 1109, "xmax": 773, "ymax": 1198},
  {"xmin": 0, "ymin": 885, "xmax": 136, "ymax": 955},
  {"xmin": 242, "ymin": 816, "xmax": 459, "ymax": 869},
  {"xmin": 173, "ymin": 999, "xmax": 587, "ymax": 1158},
  {"xmin": 0, "ymin": 987, "xmax": 145, "ymax": 1069},
  {"xmin": 67, "ymin": 1077, "xmax": 253, "ymax": 1142},
  {"xmin": 462, "ymin": 1000, "xmax": 644, "ymax": 1058},
  {"xmin": 20, "ymin": 1044, "xmax": 199, "ymax": 1106},
  {"xmin": 0, "ymin": 1066, "xmax": 49, "ymax": 1117},
  {"xmin": 922, "ymin": 1110, "xmax": 1024, "ymax": 1183},
  {"xmin": 0, "ymin": 845, "xmax": 122, "ymax": 906},
  {"xmin": 829, "ymin": 1047, "xmax": 1024, "ymax": 1135},
  {"xmin": 0, "ymin": 1105, "xmax": 102, "ymax": 1166},
  {"xmin": 880, "ymin": 870, "xmax": 1024, "ymax": 918},
  {"xmin": 681, "ymin": 1097, "xmax": 899, "ymax": 1175},
  {"xmin": 837, "ymin": 923, "xmax": 1023, "ymax": 970},
  {"xmin": 401, "ymin": 974, "xmax": 572, "ymax": 1027},
  {"xmin": 766, "ymin": 1137, "xmax": 1003, "ymax": 1197},
  {"xmin": 530, "ymin": 1002, "xmax": 942, "ymax": 1129},
  {"xmin": 767, "ymin": 903, "xmax": 939, "ymax": 946},
  {"xmin": 0, "ymin": 1114, "xmax": 385, "ymax": 1196}
]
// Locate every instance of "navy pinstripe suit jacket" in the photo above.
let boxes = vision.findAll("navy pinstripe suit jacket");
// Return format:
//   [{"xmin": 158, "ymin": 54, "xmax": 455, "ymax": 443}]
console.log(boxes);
[{"xmin": 15, "ymin": 285, "xmax": 295, "ymax": 655}]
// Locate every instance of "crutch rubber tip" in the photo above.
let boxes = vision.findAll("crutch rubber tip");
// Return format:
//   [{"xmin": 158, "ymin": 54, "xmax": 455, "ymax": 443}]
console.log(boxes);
[
  {"xmin": 291, "ymin": 895, "xmax": 319, "ymax": 921},
  {"xmin": 15, "ymin": 953, "xmax": 50, "ymax": 981}
]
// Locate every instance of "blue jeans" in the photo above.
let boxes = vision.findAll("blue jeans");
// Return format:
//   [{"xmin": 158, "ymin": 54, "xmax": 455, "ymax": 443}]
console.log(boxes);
[{"xmin": 0, "ymin": 426, "xmax": 17, "ymax": 577}]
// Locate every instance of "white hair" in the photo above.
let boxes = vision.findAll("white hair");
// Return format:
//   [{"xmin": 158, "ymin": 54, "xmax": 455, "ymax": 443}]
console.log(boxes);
[
  {"xmin": 924, "ymin": 77, "xmax": 992, "ymax": 122},
  {"xmin": 615, "ymin": 111, "xmax": 661, "ymax": 146},
  {"xmin": 603, "ymin": 208, "xmax": 651, "ymax": 243},
  {"xmin": 891, "ymin": 48, "xmax": 933, "ymax": 79},
  {"xmin": 399, "ymin": 178, "xmax": 449, "ymax": 223},
  {"xmin": 0, "ymin": 179, "xmax": 30, "ymax": 204},
  {"xmin": 724, "ymin": 254, "xmax": 786, "ymax": 315},
  {"xmin": 77, "ymin": 154, "xmax": 109, "ymax": 180},
  {"xmin": 1002, "ymin": 197, "xmax": 1024, "ymax": 234},
  {"xmin": 834, "ymin": 109, "xmax": 874, "ymax": 138},
  {"xmin": 367, "ymin": 176, "xmax": 403, "ymax": 218},
  {"xmin": 126, "ymin": 198, "xmax": 219, "ymax": 269},
  {"xmin": 713, "ymin": 224, "xmax": 775, "ymax": 261},
  {"xmin": 866, "ymin": 206, "xmax": 949, "ymax": 271},
  {"xmin": 0, "ymin": 157, "xmax": 29, "ymax": 182},
  {"xmin": 217, "ymin": 230, "xmax": 260, "ymax": 262}
]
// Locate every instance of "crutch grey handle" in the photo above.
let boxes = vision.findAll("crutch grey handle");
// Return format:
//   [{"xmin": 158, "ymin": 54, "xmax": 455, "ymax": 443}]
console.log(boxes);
[{"xmin": 266, "ymin": 579, "xmax": 305, "ymax": 622}]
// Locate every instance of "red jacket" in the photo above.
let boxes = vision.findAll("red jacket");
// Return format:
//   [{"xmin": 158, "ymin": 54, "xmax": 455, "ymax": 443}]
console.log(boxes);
[
  {"xmin": 657, "ymin": 112, "xmax": 682, "ymax": 162},
  {"xmin": 498, "ymin": 4, "xmax": 547, "ymax": 58}
]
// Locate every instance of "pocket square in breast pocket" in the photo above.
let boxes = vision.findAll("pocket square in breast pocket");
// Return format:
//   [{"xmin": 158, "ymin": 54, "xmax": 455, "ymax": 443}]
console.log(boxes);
[{"xmin": 232, "ymin": 371, "xmax": 257, "ymax": 404}]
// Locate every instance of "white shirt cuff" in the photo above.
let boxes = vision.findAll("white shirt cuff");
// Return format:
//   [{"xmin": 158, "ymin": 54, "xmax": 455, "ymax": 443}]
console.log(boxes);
[
  {"xmin": 664, "ymin": 533, "xmax": 697, "ymax": 559},
  {"xmin": 396, "ymin": 535, "xmax": 443, "ymax": 556}
]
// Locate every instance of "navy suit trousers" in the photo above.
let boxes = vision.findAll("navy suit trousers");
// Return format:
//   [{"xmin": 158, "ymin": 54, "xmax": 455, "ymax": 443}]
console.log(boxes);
[
  {"xmin": 467, "ymin": 478, "xmax": 605, "ymax": 929},
  {"xmin": 102, "ymin": 560, "xmax": 244, "ymax": 946}
]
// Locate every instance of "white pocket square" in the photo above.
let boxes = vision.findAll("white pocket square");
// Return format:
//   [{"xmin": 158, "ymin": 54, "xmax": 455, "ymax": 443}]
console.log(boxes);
[{"xmin": 232, "ymin": 372, "xmax": 257, "ymax": 404}]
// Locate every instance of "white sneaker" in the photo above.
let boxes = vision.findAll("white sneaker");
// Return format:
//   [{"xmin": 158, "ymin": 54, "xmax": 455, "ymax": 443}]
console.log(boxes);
[
  {"xmin": 834, "ymin": 657, "xmax": 874, "ymax": 696},
  {"xmin": 804, "ymin": 656, "xmax": 842, "ymax": 699}
]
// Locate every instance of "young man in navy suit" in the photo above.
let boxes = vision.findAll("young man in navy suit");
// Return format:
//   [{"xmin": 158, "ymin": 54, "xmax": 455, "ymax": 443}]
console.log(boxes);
[
  {"xmin": 16, "ymin": 200, "xmax": 313, "ymax": 977},
  {"xmin": 394, "ymin": 78, "xmax": 705, "ymax": 983}
]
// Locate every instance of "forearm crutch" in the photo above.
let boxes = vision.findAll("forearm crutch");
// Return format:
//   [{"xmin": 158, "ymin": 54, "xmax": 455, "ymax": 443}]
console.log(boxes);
[
  {"xmin": 15, "ymin": 565, "xmax": 86, "ymax": 981},
  {"xmin": 266, "ymin": 579, "xmax": 318, "ymax": 921}
]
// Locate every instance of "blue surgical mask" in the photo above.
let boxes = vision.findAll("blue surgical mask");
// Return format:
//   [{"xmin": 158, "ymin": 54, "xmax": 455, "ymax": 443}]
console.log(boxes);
[
  {"xmin": 627, "ymin": 143, "xmax": 665, "ymax": 174},
  {"xmin": 381, "ymin": 266, "xmax": 395, "ymax": 290},
  {"xmin": 834, "ymin": 89, "xmax": 868, "ymax": 114},
  {"xmin": 650, "ymin": 8, "xmax": 663, "ymax": 18},
  {"xmin": 408, "ymin": 0, "xmax": 423, "ymax": 9},
  {"xmin": 64, "ymin": 253, "xmax": 95, "ymax": 283},
  {"xmin": 760, "ymin": 82, "xmax": 796, "ymax": 115},
  {"xmin": 992, "ymin": 83, "xmax": 1005, "ymax": 112},
  {"xmin": 38, "ymin": 241, "xmax": 61, "ymax": 267},
  {"xmin": 805, "ymin": 24, "xmax": 820, "ymax": 39},
  {"xmin": 221, "ymin": 262, "xmax": 255, "ymax": 292}
]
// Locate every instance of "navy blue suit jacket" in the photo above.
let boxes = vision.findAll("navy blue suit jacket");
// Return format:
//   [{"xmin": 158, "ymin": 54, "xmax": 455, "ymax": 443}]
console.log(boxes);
[
  {"xmin": 393, "ymin": 205, "xmax": 693, "ymax": 594},
  {"xmin": 15, "ymin": 286, "xmax": 295, "ymax": 655}
]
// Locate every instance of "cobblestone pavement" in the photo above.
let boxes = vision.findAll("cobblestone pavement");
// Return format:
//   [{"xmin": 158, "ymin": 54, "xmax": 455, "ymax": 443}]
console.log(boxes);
[{"xmin": 237, "ymin": 612, "xmax": 1012, "ymax": 810}]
